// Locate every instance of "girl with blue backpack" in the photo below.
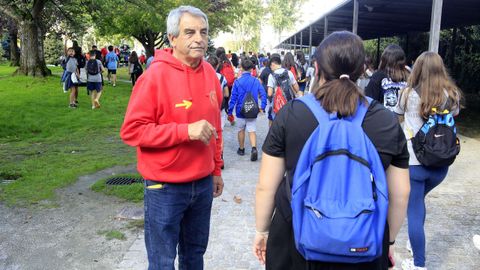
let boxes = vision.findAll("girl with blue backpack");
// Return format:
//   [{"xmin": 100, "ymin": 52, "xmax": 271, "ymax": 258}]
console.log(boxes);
[
  {"xmin": 394, "ymin": 52, "xmax": 462, "ymax": 270},
  {"xmin": 253, "ymin": 31, "xmax": 411, "ymax": 270}
]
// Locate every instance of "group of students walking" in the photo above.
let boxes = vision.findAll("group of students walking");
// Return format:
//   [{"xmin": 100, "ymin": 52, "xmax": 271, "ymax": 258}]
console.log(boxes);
[
  {"xmin": 250, "ymin": 33, "xmax": 462, "ymax": 270},
  {"xmin": 61, "ymin": 43, "xmax": 145, "ymax": 109},
  {"xmin": 204, "ymin": 38, "xmax": 462, "ymax": 269},
  {"xmin": 117, "ymin": 5, "xmax": 464, "ymax": 270}
]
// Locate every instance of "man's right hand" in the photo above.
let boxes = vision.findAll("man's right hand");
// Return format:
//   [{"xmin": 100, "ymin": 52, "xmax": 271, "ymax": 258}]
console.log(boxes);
[{"xmin": 188, "ymin": 120, "xmax": 217, "ymax": 145}]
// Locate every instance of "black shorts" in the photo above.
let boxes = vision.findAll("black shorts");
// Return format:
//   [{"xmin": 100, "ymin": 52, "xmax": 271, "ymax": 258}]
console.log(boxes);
[{"xmin": 108, "ymin": 69, "xmax": 117, "ymax": 75}]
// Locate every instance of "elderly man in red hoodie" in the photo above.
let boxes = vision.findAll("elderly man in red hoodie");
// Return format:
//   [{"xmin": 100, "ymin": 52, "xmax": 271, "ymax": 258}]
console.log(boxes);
[{"xmin": 120, "ymin": 5, "xmax": 223, "ymax": 270}]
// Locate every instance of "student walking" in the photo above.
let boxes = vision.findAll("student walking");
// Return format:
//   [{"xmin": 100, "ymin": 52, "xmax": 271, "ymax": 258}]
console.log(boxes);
[
  {"xmin": 86, "ymin": 51, "xmax": 104, "ymax": 109},
  {"xmin": 228, "ymin": 59, "xmax": 267, "ymax": 161},
  {"xmin": 365, "ymin": 45, "xmax": 410, "ymax": 111},
  {"xmin": 394, "ymin": 52, "xmax": 462, "ymax": 270},
  {"xmin": 253, "ymin": 31, "xmax": 410, "ymax": 270},
  {"xmin": 128, "ymin": 51, "xmax": 143, "ymax": 86},
  {"xmin": 105, "ymin": 45, "xmax": 119, "ymax": 87},
  {"xmin": 62, "ymin": 47, "xmax": 79, "ymax": 108}
]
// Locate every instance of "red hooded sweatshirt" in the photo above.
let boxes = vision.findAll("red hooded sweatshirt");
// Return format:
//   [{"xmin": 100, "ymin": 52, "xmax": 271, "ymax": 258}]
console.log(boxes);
[{"xmin": 120, "ymin": 48, "xmax": 223, "ymax": 183}]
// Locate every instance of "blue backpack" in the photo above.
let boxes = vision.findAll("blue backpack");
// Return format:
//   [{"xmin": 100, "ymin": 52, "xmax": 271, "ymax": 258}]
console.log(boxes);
[{"xmin": 289, "ymin": 94, "xmax": 388, "ymax": 263}]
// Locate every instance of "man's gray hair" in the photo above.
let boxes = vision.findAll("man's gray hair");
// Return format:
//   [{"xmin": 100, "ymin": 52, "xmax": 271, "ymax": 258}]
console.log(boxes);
[{"xmin": 167, "ymin": 6, "xmax": 209, "ymax": 37}]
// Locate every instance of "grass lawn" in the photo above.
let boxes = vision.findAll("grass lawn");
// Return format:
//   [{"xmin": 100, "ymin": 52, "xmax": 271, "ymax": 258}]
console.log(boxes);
[{"xmin": 0, "ymin": 63, "xmax": 136, "ymax": 207}]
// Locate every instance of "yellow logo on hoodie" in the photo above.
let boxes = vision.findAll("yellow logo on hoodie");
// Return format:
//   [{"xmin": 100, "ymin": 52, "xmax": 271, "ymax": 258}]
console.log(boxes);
[{"xmin": 175, "ymin": 100, "xmax": 192, "ymax": 109}]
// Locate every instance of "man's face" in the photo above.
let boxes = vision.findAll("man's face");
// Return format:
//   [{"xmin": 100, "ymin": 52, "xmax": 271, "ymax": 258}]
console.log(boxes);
[{"xmin": 170, "ymin": 13, "xmax": 208, "ymax": 66}]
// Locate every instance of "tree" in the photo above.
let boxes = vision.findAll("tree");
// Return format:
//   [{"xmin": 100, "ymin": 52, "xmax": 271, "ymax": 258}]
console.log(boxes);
[
  {"xmin": 91, "ymin": 0, "xmax": 244, "ymax": 58},
  {"xmin": 44, "ymin": 33, "xmax": 64, "ymax": 65},
  {"xmin": 0, "ymin": 0, "xmax": 51, "ymax": 76},
  {"xmin": 228, "ymin": 0, "xmax": 263, "ymax": 53},
  {"xmin": 266, "ymin": 0, "xmax": 306, "ymax": 37},
  {"xmin": 0, "ymin": 0, "xmax": 91, "ymax": 76}
]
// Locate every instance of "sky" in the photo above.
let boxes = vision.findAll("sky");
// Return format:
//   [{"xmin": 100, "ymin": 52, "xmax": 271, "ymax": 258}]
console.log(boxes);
[{"xmin": 213, "ymin": 0, "xmax": 347, "ymax": 52}]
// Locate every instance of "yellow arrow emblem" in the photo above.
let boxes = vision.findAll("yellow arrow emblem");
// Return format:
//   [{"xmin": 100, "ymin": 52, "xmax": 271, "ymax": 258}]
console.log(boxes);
[{"xmin": 175, "ymin": 100, "xmax": 192, "ymax": 109}]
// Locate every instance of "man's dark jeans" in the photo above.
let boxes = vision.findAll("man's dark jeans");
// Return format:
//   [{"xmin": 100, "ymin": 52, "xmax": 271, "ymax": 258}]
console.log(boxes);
[{"xmin": 144, "ymin": 175, "xmax": 213, "ymax": 270}]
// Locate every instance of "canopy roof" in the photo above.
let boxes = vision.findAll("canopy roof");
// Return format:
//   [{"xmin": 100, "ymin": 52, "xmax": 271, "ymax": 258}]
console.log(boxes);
[{"xmin": 277, "ymin": 0, "xmax": 480, "ymax": 48}]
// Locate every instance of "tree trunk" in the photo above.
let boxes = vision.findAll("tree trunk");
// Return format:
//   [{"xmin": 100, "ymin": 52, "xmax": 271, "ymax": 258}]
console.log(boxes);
[
  {"xmin": 17, "ymin": 19, "xmax": 51, "ymax": 76},
  {"xmin": 135, "ymin": 35, "xmax": 155, "ymax": 58},
  {"xmin": 9, "ymin": 26, "xmax": 20, "ymax": 66}
]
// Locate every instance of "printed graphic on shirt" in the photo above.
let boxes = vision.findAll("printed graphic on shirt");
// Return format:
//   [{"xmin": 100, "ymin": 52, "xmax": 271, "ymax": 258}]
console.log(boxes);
[
  {"xmin": 175, "ymin": 100, "xmax": 192, "ymax": 109},
  {"xmin": 381, "ymin": 78, "xmax": 407, "ymax": 111}
]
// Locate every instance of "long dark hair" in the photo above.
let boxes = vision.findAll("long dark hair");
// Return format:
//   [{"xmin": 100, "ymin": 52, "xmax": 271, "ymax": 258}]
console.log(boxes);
[
  {"xmin": 378, "ymin": 44, "xmax": 409, "ymax": 82},
  {"xmin": 296, "ymin": 50, "xmax": 306, "ymax": 66},
  {"xmin": 312, "ymin": 31, "xmax": 366, "ymax": 116},
  {"xmin": 283, "ymin": 52, "xmax": 296, "ymax": 71},
  {"xmin": 129, "ymin": 51, "xmax": 138, "ymax": 63}
]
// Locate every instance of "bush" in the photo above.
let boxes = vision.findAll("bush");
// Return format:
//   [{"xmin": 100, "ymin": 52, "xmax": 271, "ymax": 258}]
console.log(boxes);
[{"xmin": 44, "ymin": 34, "xmax": 64, "ymax": 65}]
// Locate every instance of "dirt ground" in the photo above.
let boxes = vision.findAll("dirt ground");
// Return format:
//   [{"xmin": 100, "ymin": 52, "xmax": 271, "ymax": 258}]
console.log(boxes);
[{"xmin": 0, "ymin": 164, "xmax": 140, "ymax": 270}]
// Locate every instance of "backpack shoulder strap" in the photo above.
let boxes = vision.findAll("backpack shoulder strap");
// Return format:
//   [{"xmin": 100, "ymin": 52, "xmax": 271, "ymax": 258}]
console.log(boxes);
[
  {"xmin": 350, "ymin": 97, "xmax": 372, "ymax": 126},
  {"xmin": 296, "ymin": 94, "xmax": 330, "ymax": 124}
]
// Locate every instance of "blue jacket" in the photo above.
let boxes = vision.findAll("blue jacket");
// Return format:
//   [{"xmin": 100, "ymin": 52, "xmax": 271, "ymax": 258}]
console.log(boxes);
[{"xmin": 228, "ymin": 73, "xmax": 267, "ymax": 119}]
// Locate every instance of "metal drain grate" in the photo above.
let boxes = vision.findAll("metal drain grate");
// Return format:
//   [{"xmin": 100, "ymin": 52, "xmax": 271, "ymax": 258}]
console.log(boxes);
[{"xmin": 106, "ymin": 176, "xmax": 143, "ymax": 185}]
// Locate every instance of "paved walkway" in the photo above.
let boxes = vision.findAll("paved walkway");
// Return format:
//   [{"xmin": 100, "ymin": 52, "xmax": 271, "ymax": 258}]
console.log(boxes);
[{"xmin": 117, "ymin": 113, "xmax": 480, "ymax": 270}]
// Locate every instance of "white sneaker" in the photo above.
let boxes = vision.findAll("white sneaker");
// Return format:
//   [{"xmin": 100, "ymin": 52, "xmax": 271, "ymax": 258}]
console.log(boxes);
[
  {"xmin": 401, "ymin": 258, "xmax": 427, "ymax": 270},
  {"xmin": 406, "ymin": 239, "xmax": 413, "ymax": 255},
  {"xmin": 474, "ymin": 235, "xmax": 480, "ymax": 250}
]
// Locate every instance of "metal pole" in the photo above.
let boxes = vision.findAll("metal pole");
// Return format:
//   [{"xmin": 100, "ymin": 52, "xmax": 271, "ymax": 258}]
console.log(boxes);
[
  {"xmin": 294, "ymin": 35, "xmax": 297, "ymax": 51},
  {"xmin": 376, "ymin": 37, "xmax": 381, "ymax": 68},
  {"xmin": 324, "ymin": 17, "xmax": 328, "ymax": 40},
  {"xmin": 429, "ymin": 0, "xmax": 443, "ymax": 52},
  {"xmin": 353, "ymin": 0, "xmax": 359, "ymax": 34},
  {"xmin": 300, "ymin": 31, "xmax": 303, "ymax": 53},
  {"xmin": 309, "ymin": 25, "xmax": 313, "ymax": 65}
]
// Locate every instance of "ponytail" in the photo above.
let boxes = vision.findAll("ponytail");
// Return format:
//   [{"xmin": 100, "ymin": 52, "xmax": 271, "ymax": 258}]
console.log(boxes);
[
  {"xmin": 313, "ymin": 76, "xmax": 366, "ymax": 117},
  {"xmin": 312, "ymin": 31, "xmax": 367, "ymax": 117}
]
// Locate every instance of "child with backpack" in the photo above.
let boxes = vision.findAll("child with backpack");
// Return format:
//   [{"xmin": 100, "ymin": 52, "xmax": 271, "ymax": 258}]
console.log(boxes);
[
  {"xmin": 254, "ymin": 31, "xmax": 411, "ymax": 270},
  {"xmin": 394, "ymin": 52, "xmax": 462, "ymax": 270},
  {"xmin": 365, "ymin": 45, "xmax": 410, "ymax": 111},
  {"xmin": 227, "ymin": 59, "xmax": 267, "ymax": 162},
  {"xmin": 128, "ymin": 51, "xmax": 143, "ymax": 86},
  {"xmin": 266, "ymin": 54, "xmax": 300, "ymax": 126},
  {"xmin": 295, "ymin": 50, "xmax": 309, "ymax": 92},
  {"xmin": 86, "ymin": 51, "xmax": 104, "ymax": 109},
  {"xmin": 62, "ymin": 47, "xmax": 79, "ymax": 108}
]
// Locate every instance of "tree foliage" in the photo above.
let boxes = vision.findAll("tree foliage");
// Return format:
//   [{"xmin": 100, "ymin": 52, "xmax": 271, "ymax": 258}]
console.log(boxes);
[
  {"xmin": 90, "ymin": 0, "xmax": 244, "ymax": 58},
  {"xmin": 0, "ymin": 0, "xmax": 91, "ymax": 76},
  {"xmin": 227, "ymin": 0, "xmax": 263, "ymax": 53},
  {"xmin": 266, "ymin": 0, "xmax": 305, "ymax": 35}
]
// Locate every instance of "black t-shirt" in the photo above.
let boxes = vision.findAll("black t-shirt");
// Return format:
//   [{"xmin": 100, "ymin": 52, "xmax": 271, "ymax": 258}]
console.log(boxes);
[
  {"xmin": 365, "ymin": 71, "xmax": 407, "ymax": 111},
  {"xmin": 259, "ymin": 67, "xmax": 272, "ymax": 92},
  {"xmin": 262, "ymin": 98, "xmax": 409, "ymax": 269}
]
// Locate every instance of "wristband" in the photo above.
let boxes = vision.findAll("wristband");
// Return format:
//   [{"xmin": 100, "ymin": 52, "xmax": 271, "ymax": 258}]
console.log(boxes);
[
  {"xmin": 255, "ymin": 229, "xmax": 269, "ymax": 236},
  {"xmin": 389, "ymin": 240, "xmax": 395, "ymax": 245}
]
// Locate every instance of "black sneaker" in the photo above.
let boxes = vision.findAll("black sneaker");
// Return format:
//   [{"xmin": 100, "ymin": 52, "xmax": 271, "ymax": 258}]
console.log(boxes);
[
  {"xmin": 69, "ymin": 103, "xmax": 77, "ymax": 109},
  {"xmin": 237, "ymin": 148, "xmax": 245, "ymax": 156},
  {"xmin": 251, "ymin": 147, "xmax": 258, "ymax": 161}
]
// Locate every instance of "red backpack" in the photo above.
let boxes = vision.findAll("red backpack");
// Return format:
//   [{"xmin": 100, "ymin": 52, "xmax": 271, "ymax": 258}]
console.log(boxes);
[{"xmin": 220, "ymin": 63, "xmax": 235, "ymax": 88}]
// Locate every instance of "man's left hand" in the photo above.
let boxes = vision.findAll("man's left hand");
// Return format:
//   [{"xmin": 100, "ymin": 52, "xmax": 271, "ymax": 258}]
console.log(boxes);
[{"xmin": 213, "ymin": 175, "xmax": 224, "ymax": 197}]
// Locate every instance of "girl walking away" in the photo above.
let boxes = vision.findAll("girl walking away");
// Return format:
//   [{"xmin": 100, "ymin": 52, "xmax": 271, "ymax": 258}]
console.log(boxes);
[
  {"xmin": 63, "ymin": 47, "xmax": 79, "ymax": 108},
  {"xmin": 86, "ymin": 51, "xmax": 104, "ymax": 109},
  {"xmin": 253, "ymin": 31, "xmax": 410, "ymax": 270},
  {"xmin": 394, "ymin": 52, "xmax": 462, "ymax": 270},
  {"xmin": 295, "ymin": 50, "xmax": 309, "ymax": 93},
  {"xmin": 365, "ymin": 44, "xmax": 410, "ymax": 111},
  {"xmin": 128, "ymin": 51, "xmax": 143, "ymax": 86},
  {"xmin": 283, "ymin": 52, "xmax": 298, "ymax": 81}
]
